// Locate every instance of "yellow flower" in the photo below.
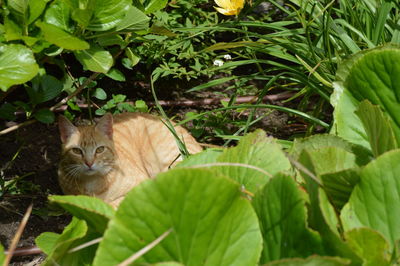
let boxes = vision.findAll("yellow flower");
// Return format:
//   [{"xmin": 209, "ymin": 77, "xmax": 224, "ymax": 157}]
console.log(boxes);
[{"xmin": 214, "ymin": 0, "xmax": 244, "ymax": 16}]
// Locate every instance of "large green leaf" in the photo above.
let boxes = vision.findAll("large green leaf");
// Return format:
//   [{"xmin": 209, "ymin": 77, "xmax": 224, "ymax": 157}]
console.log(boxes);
[
  {"xmin": 341, "ymin": 149, "xmax": 400, "ymax": 248},
  {"xmin": 0, "ymin": 44, "xmax": 39, "ymax": 91},
  {"xmin": 36, "ymin": 21, "xmax": 90, "ymax": 50},
  {"xmin": 65, "ymin": 0, "xmax": 131, "ymax": 31},
  {"xmin": 49, "ymin": 195, "xmax": 115, "ymax": 233},
  {"xmin": 332, "ymin": 45, "xmax": 400, "ymax": 148},
  {"xmin": 94, "ymin": 168, "xmax": 263, "ymax": 265},
  {"xmin": 44, "ymin": 0, "xmax": 74, "ymax": 32},
  {"xmin": 345, "ymin": 228, "xmax": 391, "ymax": 266},
  {"xmin": 253, "ymin": 174, "xmax": 323, "ymax": 263},
  {"xmin": 355, "ymin": 100, "xmax": 398, "ymax": 157},
  {"xmin": 74, "ymin": 45, "xmax": 113, "ymax": 73}
]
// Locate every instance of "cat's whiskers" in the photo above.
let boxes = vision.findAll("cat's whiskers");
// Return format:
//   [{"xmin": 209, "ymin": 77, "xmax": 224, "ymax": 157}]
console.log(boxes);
[{"xmin": 64, "ymin": 164, "xmax": 84, "ymax": 180}]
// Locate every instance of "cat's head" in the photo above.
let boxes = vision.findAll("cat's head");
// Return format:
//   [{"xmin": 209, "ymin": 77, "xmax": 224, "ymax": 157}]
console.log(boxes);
[{"xmin": 58, "ymin": 114, "xmax": 115, "ymax": 177}]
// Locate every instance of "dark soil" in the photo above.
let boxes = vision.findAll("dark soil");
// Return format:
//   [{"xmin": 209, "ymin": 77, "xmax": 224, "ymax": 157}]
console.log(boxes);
[{"xmin": 0, "ymin": 122, "xmax": 72, "ymax": 265}]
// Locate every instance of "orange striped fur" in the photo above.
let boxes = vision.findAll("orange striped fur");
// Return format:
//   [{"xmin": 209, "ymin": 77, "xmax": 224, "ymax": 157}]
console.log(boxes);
[{"xmin": 58, "ymin": 112, "xmax": 202, "ymax": 207}]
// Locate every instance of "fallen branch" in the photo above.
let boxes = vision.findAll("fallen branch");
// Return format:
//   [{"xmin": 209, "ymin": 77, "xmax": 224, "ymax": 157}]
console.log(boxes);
[{"xmin": 4, "ymin": 246, "xmax": 42, "ymax": 257}]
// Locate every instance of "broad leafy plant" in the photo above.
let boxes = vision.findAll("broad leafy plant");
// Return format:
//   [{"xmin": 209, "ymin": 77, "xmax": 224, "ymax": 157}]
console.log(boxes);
[{"xmin": 33, "ymin": 45, "xmax": 400, "ymax": 265}]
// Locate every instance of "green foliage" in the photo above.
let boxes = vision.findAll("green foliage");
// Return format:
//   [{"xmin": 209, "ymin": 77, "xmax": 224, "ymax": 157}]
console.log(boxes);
[
  {"xmin": 0, "ymin": 44, "xmax": 39, "ymax": 91},
  {"xmin": 332, "ymin": 45, "xmax": 400, "ymax": 153},
  {"xmin": 36, "ymin": 104, "xmax": 400, "ymax": 265},
  {"xmin": 94, "ymin": 94, "xmax": 149, "ymax": 115},
  {"xmin": 0, "ymin": 0, "xmax": 158, "ymax": 123},
  {"xmin": 95, "ymin": 168, "xmax": 262, "ymax": 266},
  {"xmin": 3, "ymin": 2, "xmax": 400, "ymax": 265}
]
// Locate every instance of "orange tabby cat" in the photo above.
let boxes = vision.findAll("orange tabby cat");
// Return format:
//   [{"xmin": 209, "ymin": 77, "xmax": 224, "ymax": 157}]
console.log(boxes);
[{"xmin": 58, "ymin": 112, "xmax": 202, "ymax": 207}]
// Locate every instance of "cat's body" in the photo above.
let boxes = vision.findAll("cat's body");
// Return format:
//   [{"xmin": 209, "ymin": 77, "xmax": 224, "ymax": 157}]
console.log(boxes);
[{"xmin": 58, "ymin": 112, "xmax": 202, "ymax": 207}]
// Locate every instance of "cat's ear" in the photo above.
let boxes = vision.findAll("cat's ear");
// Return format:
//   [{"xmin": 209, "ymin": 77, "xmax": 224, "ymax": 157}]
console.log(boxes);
[
  {"xmin": 58, "ymin": 115, "xmax": 78, "ymax": 143},
  {"xmin": 96, "ymin": 113, "xmax": 113, "ymax": 139}
]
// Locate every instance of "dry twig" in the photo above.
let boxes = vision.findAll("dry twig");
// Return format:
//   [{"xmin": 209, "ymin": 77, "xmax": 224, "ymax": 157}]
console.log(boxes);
[{"xmin": 3, "ymin": 204, "xmax": 33, "ymax": 266}]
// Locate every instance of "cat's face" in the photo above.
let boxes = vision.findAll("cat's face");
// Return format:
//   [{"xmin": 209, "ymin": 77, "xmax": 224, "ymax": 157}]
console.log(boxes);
[{"xmin": 58, "ymin": 114, "xmax": 115, "ymax": 178}]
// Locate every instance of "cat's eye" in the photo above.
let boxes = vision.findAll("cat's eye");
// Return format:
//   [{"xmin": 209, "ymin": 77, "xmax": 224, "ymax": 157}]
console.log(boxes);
[
  {"xmin": 72, "ymin": 148, "xmax": 82, "ymax": 155},
  {"xmin": 96, "ymin": 146, "xmax": 105, "ymax": 154}
]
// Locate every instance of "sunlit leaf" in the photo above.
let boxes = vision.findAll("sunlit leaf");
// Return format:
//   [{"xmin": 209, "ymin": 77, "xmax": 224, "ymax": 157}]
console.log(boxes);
[
  {"xmin": 74, "ymin": 45, "xmax": 113, "ymax": 73},
  {"xmin": 94, "ymin": 168, "xmax": 262, "ymax": 265},
  {"xmin": 0, "ymin": 44, "xmax": 39, "ymax": 91},
  {"xmin": 36, "ymin": 21, "xmax": 90, "ymax": 50}
]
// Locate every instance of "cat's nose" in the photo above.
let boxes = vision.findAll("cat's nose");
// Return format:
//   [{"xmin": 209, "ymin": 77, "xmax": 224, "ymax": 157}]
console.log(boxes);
[{"xmin": 85, "ymin": 160, "xmax": 94, "ymax": 168}]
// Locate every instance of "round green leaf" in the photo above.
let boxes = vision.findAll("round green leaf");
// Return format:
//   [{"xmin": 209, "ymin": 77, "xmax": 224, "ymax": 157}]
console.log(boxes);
[
  {"xmin": 0, "ymin": 44, "xmax": 39, "ymax": 91},
  {"xmin": 341, "ymin": 149, "xmax": 400, "ymax": 248},
  {"xmin": 93, "ymin": 88, "xmax": 107, "ymax": 100},
  {"xmin": 36, "ymin": 21, "xmax": 90, "ymax": 50},
  {"xmin": 105, "ymin": 68, "xmax": 126, "ymax": 81},
  {"xmin": 74, "ymin": 46, "xmax": 113, "ymax": 73},
  {"xmin": 94, "ymin": 168, "xmax": 262, "ymax": 266}
]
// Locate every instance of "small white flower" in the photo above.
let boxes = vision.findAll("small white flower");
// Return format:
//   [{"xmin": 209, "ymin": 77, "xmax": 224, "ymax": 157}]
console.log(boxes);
[
  {"xmin": 213, "ymin": 59, "xmax": 224, "ymax": 67},
  {"xmin": 223, "ymin": 54, "xmax": 232, "ymax": 60}
]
